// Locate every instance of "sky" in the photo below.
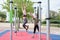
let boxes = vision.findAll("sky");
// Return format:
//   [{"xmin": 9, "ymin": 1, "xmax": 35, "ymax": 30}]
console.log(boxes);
[
  {"xmin": 31, "ymin": 0, "xmax": 60, "ymax": 19},
  {"xmin": 0, "ymin": 0, "xmax": 60, "ymax": 11},
  {"xmin": 0, "ymin": 0, "xmax": 60, "ymax": 20},
  {"xmin": 0, "ymin": 0, "xmax": 6, "ymax": 10},
  {"xmin": 31, "ymin": 0, "xmax": 60, "ymax": 11}
]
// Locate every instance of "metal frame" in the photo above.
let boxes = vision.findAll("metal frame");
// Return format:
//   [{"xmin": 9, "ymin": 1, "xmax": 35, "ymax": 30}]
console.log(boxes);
[
  {"xmin": 9, "ymin": 0, "xmax": 13, "ymax": 40},
  {"xmin": 38, "ymin": 2, "xmax": 42, "ymax": 40},
  {"xmin": 46, "ymin": 0, "xmax": 50, "ymax": 40},
  {"xmin": 33, "ymin": 0, "xmax": 50, "ymax": 40},
  {"xmin": 14, "ymin": 6, "xmax": 17, "ymax": 32},
  {"xmin": 9, "ymin": 0, "xmax": 50, "ymax": 40}
]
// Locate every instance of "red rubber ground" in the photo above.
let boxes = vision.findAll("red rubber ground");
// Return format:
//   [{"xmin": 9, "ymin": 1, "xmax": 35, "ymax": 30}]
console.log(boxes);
[{"xmin": 0, "ymin": 31, "xmax": 50, "ymax": 40}]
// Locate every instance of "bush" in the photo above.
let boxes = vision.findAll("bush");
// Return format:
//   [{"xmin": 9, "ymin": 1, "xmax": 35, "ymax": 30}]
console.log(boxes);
[
  {"xmin": 42, "ymin": 21, "xmax": 46, "ymax": 24},
  {"xmin": 50, "ymin": 20, "xmax": 60, "ymax": 24},
  {"xmin": 42, "ymin": 20, "xmax": 60, "ymax": 24}
]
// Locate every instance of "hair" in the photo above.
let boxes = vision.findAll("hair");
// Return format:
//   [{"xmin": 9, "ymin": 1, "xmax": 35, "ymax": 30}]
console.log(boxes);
[{"xmin": 23, "ymin": 15, "xmax": 27, "ymax": 17}]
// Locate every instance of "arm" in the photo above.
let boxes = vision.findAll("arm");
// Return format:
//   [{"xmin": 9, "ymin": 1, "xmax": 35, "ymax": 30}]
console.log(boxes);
[
  {"xmin": 22, "ymin": 6, "xmax": 27, "ymax": 15},
  {"xmin": 28, "ymin": 12, "xmax": 36, "ymax": 20}
]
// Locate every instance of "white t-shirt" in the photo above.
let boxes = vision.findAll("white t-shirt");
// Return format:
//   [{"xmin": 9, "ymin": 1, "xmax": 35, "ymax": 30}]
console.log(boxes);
[{"xmin": 23, "ymin": 9, "xmax": 26, "ymax": 15}]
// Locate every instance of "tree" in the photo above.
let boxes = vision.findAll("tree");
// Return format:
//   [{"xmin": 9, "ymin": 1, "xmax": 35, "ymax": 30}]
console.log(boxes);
[
  {"xmin": 3, "ymin": 0, "xmax": 34, "ymax": 18},
  {"xmin": 2, "ymin": 0, "xmax": 34, "ymax": 27},
  {"xmin": 50, "ymin": 10, "xmax": 58, "ymax": 20},
  {"xmin": 3, "ymin": 0, "xmax": 34, "ymax": 19},
  {"xmin": 56, "ymin": 9, "xmax": 60, "ymax": 20},
  {"xmin": 50, "ymin": 10, "xmax": 60, "ymax": 20},
  {"xmin": 0, "ymin": 12, "xmax": 6, "ymax": 21},
  {"xmin": 49, "ymin": 10, "xmax": 60, "ymax": 24}
]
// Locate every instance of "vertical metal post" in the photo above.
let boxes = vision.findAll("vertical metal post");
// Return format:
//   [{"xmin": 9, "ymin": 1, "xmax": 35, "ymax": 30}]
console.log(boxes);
[
  {"xmin": 38, "ymin": 1, "xmax": 42, "ymax": 40},
  {"xmin": 34, "ymin": 7, "xmax": 36, "ymax": 15},
  {"xmin": 9, "ymin": 0, "xmax": 13, "ymax": 40},
  {"xmin": 14, "ymin": 6, "xmax": 17, "ymax": 31},
  {"xmin": 46, "ymin": 0, "xmax": 50, "ymax": 40}
]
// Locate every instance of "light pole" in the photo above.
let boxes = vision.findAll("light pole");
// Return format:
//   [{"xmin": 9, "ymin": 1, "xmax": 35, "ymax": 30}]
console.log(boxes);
[{"xmin": 9, "ymin": 0, "xmax": 13, "ymax": 40}]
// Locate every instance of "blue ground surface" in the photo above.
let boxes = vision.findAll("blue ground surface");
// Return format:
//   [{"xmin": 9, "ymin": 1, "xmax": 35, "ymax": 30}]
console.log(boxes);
[{"xmin": 0, "ymin": 30, "xmax": 60, "ymax": 40}]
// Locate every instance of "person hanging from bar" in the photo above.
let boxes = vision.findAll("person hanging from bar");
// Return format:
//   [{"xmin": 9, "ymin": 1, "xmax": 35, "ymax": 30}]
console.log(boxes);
[
  {"xmin": 29, "ymin": 12, "xmax": 39, "ymax": 38},
  {"xmin": 22, "ymin": 4, "xmax": 29, "ymax": 32}
]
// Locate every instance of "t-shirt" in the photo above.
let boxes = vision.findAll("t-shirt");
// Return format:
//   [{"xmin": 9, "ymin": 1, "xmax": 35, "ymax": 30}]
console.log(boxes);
[
  {"xmin": 23, "ymin": 9, "xmax": 26, "ymax": 15},
  {"xmin": 32, "ymin": 13, "xmax": 38, "ymax": 25}
]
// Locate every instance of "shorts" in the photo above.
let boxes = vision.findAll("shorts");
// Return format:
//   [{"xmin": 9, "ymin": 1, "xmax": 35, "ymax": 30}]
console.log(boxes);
[{"xmin": 23, "ymin": 21, "xmax": 27, "ymax": 28}]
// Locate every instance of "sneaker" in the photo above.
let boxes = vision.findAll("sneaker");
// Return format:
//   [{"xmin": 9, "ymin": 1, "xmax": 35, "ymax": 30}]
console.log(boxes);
[
  {"xmin": 15, "ymin": 31, "xmax": 17, "ymax": 33},
  {"xmin": 26, "ymin": 25, "xmax": 29, "ymax": 32},
  {"xmin": 32, "ymin": 36, "xmax": 34, "ymax": 38}
]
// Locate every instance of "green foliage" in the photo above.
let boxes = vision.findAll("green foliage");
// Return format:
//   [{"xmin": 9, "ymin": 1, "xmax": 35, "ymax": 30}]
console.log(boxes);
[
  {"xmin": 49, "ymin": 10, "xmax": 60, "ymax": 21},
  {"xmin": 50, "ymin": 10, "xmax": 58, "ymax": 20},
  {"xmin": 42, "ymin": 20, "xmax": 60, "ymax": 24},
  {"xmin": 0, "ymin": 12, "xmax": 6, "ymax": 18},
  {"xmin": 3, "ymin": 0, "xmax": 34, "ymax": 19},
  {"xmin": 0, "ymin": 12, "xmax": 6, "ymax": 21},
  {"xmin": 42, "ymin": 20, "xmax": 46, "ymax": 24},
  {"xmin": 0, "ymin": 13, "xmax": 6, "ymax": 18},
  {"xmin": 50, "ymin": 20, "xmax": 60, "ymax": 24}
]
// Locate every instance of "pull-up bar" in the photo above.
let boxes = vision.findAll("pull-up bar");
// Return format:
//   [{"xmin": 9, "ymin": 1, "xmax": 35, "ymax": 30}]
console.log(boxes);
[
  {"xmin": 33, "ymin": 1, "xmax": 50, "ymax": 40},
  {"xmin": 9, "ymin": 0, "xmax": 50, "ymax": 40}
]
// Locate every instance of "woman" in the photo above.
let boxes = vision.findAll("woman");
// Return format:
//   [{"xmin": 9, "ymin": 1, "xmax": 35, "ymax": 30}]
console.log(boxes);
[
  {"xmin": 29, "ymin": 12, "xmax": 39, "ymax": 38},
  {"xmin": 22, "ymin": 5, "xmax": 29, "ymax": 32}
]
